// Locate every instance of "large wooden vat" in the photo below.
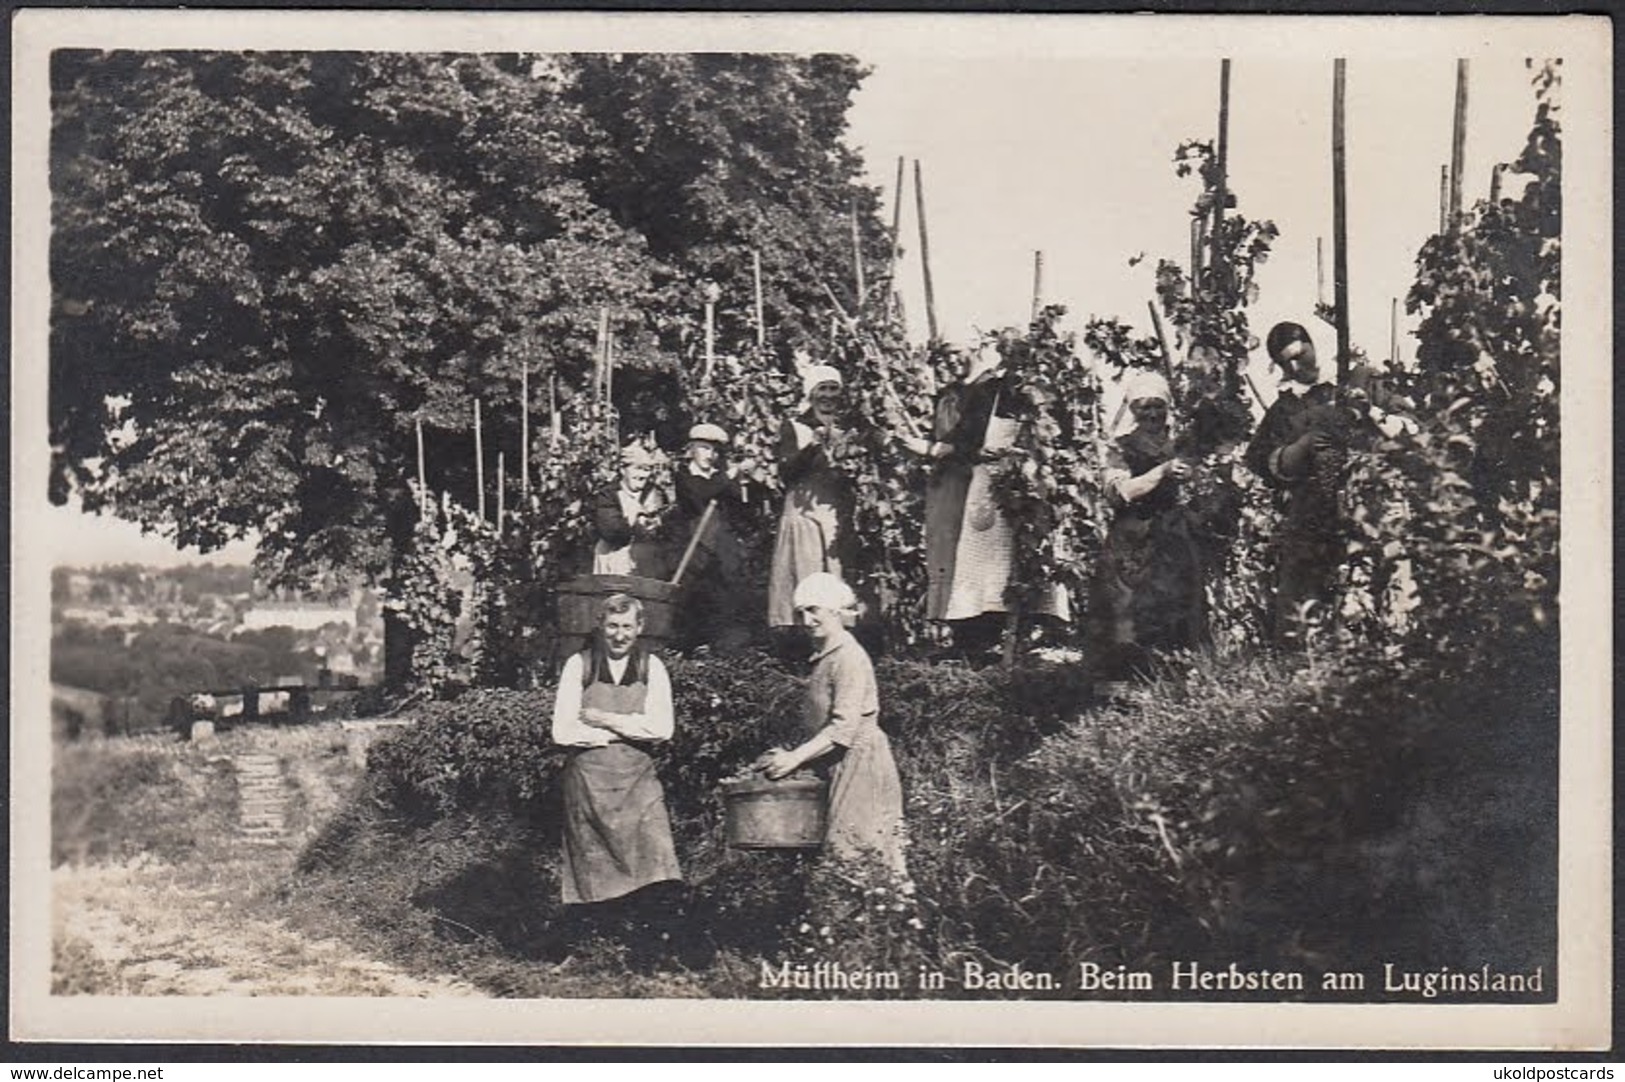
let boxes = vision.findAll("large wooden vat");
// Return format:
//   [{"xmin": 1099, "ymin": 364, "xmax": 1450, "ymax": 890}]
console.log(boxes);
[{"xmin": 555, "ymin": 573, "xmax": 680, "ymax": 665}]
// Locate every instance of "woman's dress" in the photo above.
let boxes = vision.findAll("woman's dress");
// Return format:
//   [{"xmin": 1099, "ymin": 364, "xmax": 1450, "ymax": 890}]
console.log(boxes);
[
  {"xmin": 1087, "ymin": 427, "xmax": 1206, "ymax": 680},
  {"xmin": 923, "ymin": 386, "xmax": 971, "ymax": 622},
  {"xmin": 802, "ymin": 629, "xmax": 907, "ymax": 878},
  {"xmin": 768, "ymin": 414, "xmax": 854, "ymax": 628},
  {"xmin": 943, "ymin": 374, "xmax": 1068, "ymax": 622}
]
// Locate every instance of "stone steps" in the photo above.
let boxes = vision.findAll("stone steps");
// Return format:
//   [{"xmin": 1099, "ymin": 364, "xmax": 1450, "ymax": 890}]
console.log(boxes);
[{"xmin": 233, "ymin": 755, "xmax": 289, "ymax": 842}]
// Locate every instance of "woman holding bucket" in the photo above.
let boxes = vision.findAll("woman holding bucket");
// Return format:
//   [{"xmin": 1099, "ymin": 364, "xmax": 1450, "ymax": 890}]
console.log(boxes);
[
  {"xmin": 551, "ymin": 593, "xmax": 684, "ymax": 954},
  {"xmin": 757, "ymin": 572, "xmax": 907, "ymax": 879}
]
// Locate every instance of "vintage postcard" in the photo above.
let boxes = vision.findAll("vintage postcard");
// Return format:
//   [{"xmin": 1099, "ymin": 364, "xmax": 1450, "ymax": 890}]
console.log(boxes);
[{"xmin": 10, "ymin": 10, "xmax": 1612, "ymax": 1050}]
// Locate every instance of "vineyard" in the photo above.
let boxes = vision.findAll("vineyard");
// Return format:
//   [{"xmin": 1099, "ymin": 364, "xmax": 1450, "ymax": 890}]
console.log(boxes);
[{"xmin": 46, "ymin": 49, "xmax": 1566, "ymax": 1007}]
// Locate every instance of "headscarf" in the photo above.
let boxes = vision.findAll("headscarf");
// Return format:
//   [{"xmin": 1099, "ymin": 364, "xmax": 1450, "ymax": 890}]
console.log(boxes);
[
  {"xmin": 792, "ymin": 571, "xmax": 858, "ymax": 614},
  {"xmin": 801, "ymin": 363, "xmax": 843, "ymax": 396},
  {"xmin": 1124, "ymin": 369, "xmax": 1172, "ymax": 405}
]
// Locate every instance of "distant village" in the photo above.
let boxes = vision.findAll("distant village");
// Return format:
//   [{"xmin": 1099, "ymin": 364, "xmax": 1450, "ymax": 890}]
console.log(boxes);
[{"xmin": 51, "ymin": 564, "xmax": 385, "ymax": 736}]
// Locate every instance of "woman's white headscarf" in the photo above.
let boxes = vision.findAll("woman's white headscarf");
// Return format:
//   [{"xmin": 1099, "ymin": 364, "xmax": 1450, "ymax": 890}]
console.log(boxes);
[
  {"xmin": 1124, "ymin": 369, "xmax": 1172, "ymax": 405},
  {"xmin": 799, "ymin": 363, "xmax": 844, "ymax": 411},
  {"xmin": 793, "ymin": 571, "xmax": 858, "ymax": 614}
]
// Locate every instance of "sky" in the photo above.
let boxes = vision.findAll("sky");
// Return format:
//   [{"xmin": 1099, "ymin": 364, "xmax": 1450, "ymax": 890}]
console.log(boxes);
[
  {"xmin": 39, "ymin": 41, "xmax": 1549, "ymax": 569},
  {"xmin": 846, "ymin": 54, "xmax": 1542, "ymax": 364}
]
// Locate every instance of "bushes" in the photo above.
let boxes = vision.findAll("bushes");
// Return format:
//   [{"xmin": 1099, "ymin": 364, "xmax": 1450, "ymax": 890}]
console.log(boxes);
[{"xmin": 299, "ymin": 642, "xmax": 1497, "ymax": 995}]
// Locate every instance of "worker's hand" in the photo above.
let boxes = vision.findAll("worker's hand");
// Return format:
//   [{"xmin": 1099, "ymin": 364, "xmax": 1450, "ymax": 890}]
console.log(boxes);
[
  {"xmin": 1278, "ymin": 433, "xmax": 1319, "ymax": 479},
  {"xmin": 899, "ymin": 434, "xmax": 931, "ymax": 457},
  {"xmin": 1162, "ymin": 458, "xmax": 1192, "ymax": 482},
  {"xmin": 759, "ymin": 748, "xmax": 800, "ymax": 780}
]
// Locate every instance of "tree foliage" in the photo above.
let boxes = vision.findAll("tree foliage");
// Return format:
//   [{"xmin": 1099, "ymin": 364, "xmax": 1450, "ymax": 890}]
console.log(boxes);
[{"xmin": 50, "ymin": 50, "xmax": 887, "ymax": 591}]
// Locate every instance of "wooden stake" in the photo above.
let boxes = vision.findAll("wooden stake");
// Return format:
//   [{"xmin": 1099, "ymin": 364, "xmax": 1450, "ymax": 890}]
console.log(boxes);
[
  {"xmin": 1147, "ymin": 300, "xmax": 1178, "ymax": 396},
  {"xmin": 819, "ymin": 279, "xmax": 857, "ymax": 329},
  {"xmin": 474, "ymin": 398, "xmax": 486, "ymax": 523},
  {"xmin": 1390, "ymin": 297, "xmax": 1400, "ymax": 365},
  {"xmin": 1490, "ymin": 162, "xmax": 1505, "ymax": 203},
  {"xmin": 549, "ymin": 370, "xmax": 560, "ymax": 448},
  {"xmin": 752, "ymin": 250, "xmax": 765, "ymax": 353},
  {"xmin": 1030, "ymin": 251, "xmax": 1045, "ymax": 322},
  {"xmin": 704, "ymin": 296, "xmax": 716, "ymax": 381},
  {"xmin": 1439, "ymin": 165, "xmax": 1450, "ymax": 234},
  {"xmin": 1189, "ymin": 217, "xmax": 1204, "ymax": 294},
  {"xmin": 520, "ymin": 363, "xmax": 530, "ymax": 500},
  {"xmin": 594, "ymin": 308, "xmax": 608, "ymax": 404},
  {"xmin": 850, "ymin": 200, "xmax": 866, "ymax": 309},
  {"xmin": 1332, "ymin": 59, "xmax": 1351, "ymax": 384},
  {"xmin": 605, "ymin": 330, "xmax": 615, "ymax": 408},
  {"xmin": 1316, "ymin": 237, "xmax": 1326, "ymax": 308},
  {"xmin": 1449, "ymin": 59, "xmax": 1469, "ymax": 231},
  {"xmin": 497, "ymin": 451, "xmax": 505, "ymax": 530},
  {"xmin": 885, "ymin": 155, "xmax": 904, "ymax": 321},
  {"xmin": 415, "ymin": 417, "xmax": 427, "ymax": 512},
  {"xmin": 1212, "ymin": 59, "xmax": 1231, "ymax": 289},
  {"xmin": 914, "ymin": 160, "xmax": 939, "ymax": 342},
  {"xmin": 670, "ymin": 500, "xmax": 717, "ymax": 587}
]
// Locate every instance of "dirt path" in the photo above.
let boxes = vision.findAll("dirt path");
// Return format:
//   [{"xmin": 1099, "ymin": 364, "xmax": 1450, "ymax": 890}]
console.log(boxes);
[
  {"xmin": 54, "ymin": 856, "xmax": 482, "ymax": 997},
  {"xmin": 52, "ymin": 723, "xmax": 486, "ymax": 998}
]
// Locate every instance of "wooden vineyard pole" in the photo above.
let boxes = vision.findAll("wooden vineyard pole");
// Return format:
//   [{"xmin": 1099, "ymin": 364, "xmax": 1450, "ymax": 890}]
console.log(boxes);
[
  {"xmin": 415, "ymin": 416, "xmax": 428, "ymax": 514},
  {"xmin": 594, "ymin": 308, "xmax": 608, "ymax": 404},
  {"xmin": 1390, "ymin": 297, "xmax": 1400, "ymax": 365},
  {"xmin": 1490, "ymin": 162, "xmax": 1505, "ymax": 203},
  {"xmin": 1449, "ymin": 59, "xmax": 1469, "ymax": 231},
  {"xmin": 850, "ymin": 200, "xmax": 867, "ymax": 310},
  {"xmin": 1147, "ymin": 300, "xmax": 1179, "ymax": 401},
  {"xmin": 520, "ymin": 362, "xmax": 530, "ymax": 500},
  {"xmin": 474, "ymin": 398, "xmax": 486, "ymax": 522},
  {"xmin": 1439, "ymin": 165, "xmax": 1449, "ymax": 234},
  {"xmin": 1031, "ymin": 250, "xmax": 1044, "ymax": 322},
  {"xmin": 1212, "ymin": 59, "xmax": 1231, "ymax": 291},
  {"xmin": 702, "ymin": 281, "xmax": 719, "ymax": 382},
  {"xmin": 1331, "ymin": 58, "xmax": 1351, "ymax": 384},
  {"xmin": 1317, "ymin": 237, "xmax": 1326, "ymax": 310},
  {"xmin": 752, "ymin": 251, "xmax": 765, "ymax": 353},
  {"xmin": 914, "ymin": 160, "xmax": 940, "ymax": 342},
  {"xmin": 885, "ymin": 155, "xmax": 905, "ymax": 321},
  {"xmin": 549, "ymin": 370, "xmax": 560, "ymax": 449},
  {"xmin": 605, "ymin": 329, "xmax": 618, "ymax": 449},
  {"xmin": 497, "ymin": 451, "xmax": 506, "ymax": 531},
  {"xmin": 1189, "ymin": 218, "xmax": 1204, "ymax": 295}
]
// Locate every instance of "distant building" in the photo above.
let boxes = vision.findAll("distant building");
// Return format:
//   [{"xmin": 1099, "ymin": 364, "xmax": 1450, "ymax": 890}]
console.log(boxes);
[{"xmin": 239, "ymin": 602, "xmax": 356, "ymax": 632}]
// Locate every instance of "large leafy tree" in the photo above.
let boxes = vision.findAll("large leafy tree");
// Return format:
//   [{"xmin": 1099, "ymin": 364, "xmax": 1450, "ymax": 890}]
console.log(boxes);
[{"xmin": 50, "ymin": 50, "xmax": 888, "ymax": 685}]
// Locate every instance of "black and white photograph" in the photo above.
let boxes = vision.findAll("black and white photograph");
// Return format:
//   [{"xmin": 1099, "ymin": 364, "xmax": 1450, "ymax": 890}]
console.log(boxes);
[{"xmin": 10, "ymin": 11, "xmax": 1611, "ymax": 1049}]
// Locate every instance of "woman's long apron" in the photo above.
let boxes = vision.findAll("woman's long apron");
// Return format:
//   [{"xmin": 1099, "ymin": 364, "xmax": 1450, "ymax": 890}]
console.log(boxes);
[{"xmin": 943, "ymin": 416, "xmax": 1069, "ymax": 622}]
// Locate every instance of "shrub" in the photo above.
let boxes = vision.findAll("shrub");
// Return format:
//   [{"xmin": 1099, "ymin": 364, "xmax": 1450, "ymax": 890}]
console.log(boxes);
[{"xmin": 307, "ymin": 643, "xmax": 1466, "ymax": 992}]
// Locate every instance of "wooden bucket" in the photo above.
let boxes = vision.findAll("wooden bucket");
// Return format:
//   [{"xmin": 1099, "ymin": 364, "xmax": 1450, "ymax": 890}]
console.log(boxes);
[
  {"xmin": 722, "ymin": 774, "xmax": 828, "ymax": 850},
  {"xmin": 555, "ymin": 573, "xmax": 679, "ymax": 666}
]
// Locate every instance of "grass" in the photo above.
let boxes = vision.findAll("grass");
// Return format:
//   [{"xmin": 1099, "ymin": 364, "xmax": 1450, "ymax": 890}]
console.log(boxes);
[{"xmin": 51, "ymin": 643, "xmax": 1559, "ymax": 1002}]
